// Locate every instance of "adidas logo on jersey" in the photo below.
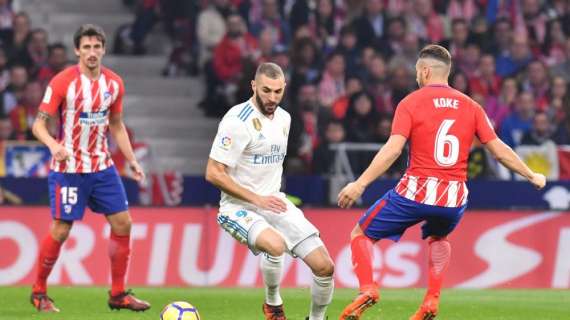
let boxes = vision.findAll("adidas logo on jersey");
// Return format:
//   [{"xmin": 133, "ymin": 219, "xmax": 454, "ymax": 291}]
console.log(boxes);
[{"xmin": 258, "ymin": 133, "xmax": 265, "ymax": 140}]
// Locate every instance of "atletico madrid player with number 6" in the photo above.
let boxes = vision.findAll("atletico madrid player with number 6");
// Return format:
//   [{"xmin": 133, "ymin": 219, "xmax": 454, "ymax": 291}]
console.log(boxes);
[
  {"xmin": 337, "ymin": 45, "xmax": 546, "ymax": 320},
  {"xmin": 29, "ymin": 24, "xmax": 150, "ymax": 313}
]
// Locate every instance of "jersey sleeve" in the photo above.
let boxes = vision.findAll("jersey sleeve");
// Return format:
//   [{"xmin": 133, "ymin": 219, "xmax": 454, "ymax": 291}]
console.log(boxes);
[
  {"xmin": 209, "ymin": 117, "xmax": 251, "ymax": 167},
  {"xmin": 474, "ymin": 102, "xmax": 498, "ymax": 143},
  {"xmin": 110, "ymin": 78, "xmax": 125, "ymax": 114},
  {"xmin": 38, "ymin": 77, "xmax": 65, "ymax": 116},
  {"xmin": 391, "ymin": 98, "xmax": 413, "ymax": 138}
]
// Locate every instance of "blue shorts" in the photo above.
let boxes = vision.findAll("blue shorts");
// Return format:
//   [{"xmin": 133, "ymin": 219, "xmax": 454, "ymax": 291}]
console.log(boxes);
[
  {"xmin": 359, "ymin": 189, "xmax": 466, "ymax": 241},
  {"xmin": 48, "ymin": 166, "xmax": 129, "ymax": 221}
]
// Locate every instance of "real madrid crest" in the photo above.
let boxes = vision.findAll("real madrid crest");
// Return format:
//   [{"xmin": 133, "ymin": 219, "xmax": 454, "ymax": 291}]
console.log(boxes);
[{"xmin": 252, "ymin": 118, "xmax": 262, "ymax": 131}]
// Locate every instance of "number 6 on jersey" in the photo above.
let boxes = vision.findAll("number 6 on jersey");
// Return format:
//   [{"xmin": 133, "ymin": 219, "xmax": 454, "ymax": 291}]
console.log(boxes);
[{"xmin": 434, "ymin": 119, "xmax": 459, "ymax": 167}]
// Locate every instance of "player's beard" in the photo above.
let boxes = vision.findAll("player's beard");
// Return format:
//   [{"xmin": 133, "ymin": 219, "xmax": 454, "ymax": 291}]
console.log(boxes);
[{"xmin": 255, "ymin": 91, "xmax": 278, "ymax": 116}]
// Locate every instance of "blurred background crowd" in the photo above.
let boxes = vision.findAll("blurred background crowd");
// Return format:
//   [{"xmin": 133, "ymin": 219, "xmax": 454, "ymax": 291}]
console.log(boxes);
[{"xmin": 1, "ymin": 0, "xmax": 570, "ymax": 180}]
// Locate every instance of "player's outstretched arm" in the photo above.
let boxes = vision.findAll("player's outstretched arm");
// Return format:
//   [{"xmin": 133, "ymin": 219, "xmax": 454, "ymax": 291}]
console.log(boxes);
[
  {"xmin": 484, "ymin": 138, "xmax": 546, "ymax": 189},
  {"xmin": 109, "ymin": 112, "xmax": 145, "ymax": 182},
  {"xmin": 338, "ymin": 134, "xmax": 407, "ymax": 208},
  {"xmin": 205, "ymin": 158, "xmax": 287, "ymax": 213},
  {"xmin": 32, "ymin": 111, "xmax": 70, "ymax": 161}
]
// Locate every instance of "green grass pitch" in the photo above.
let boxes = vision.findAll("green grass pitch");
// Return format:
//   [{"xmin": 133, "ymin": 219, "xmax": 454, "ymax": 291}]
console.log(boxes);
[{"xmin": 1, "ymin": 287, "xmax": 568, "ymax": 319}]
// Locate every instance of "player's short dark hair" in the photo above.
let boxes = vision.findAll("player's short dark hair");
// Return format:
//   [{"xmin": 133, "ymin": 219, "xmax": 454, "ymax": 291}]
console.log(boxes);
[
  {"xmin": 418, "ymin": 44, "xmax": 452, "ymax": 66},
  {"xmin": 73, "ymin": 24, "xmax": 106, "ymax": 49},
  {"xmin": 255, "ymin": 62, "xmax": 284, "ymax": 80}
]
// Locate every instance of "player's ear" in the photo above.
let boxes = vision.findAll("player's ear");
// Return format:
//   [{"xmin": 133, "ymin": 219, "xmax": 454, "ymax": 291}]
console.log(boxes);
[{"xmin": 251, "ymin": 80, "xmax": 256, "ymax": 91}]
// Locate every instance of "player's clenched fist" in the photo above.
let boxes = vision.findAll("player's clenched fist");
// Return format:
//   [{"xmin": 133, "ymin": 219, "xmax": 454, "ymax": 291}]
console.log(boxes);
[
  {"xmin": 338, "ymin": 181, "xmax": 366, "ymax": 209},
  {"xmin": 49, "ymin": 144, "xmax": 70, "ymax": 162},
  {"xmin": 255, "ymin": 195, "xmax": 287, "ymax": 213},
  {"xmin": 529, "ymin": 173, "xmax": 546, "ymax": 190}
]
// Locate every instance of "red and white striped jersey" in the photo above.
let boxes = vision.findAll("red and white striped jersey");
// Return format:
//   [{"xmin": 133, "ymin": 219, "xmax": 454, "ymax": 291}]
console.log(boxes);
[
  {"xmin": 39, "ymin": 65, "xmax": 125, "ymax": 173},
  {"xmin": 391, "ymin": 84, "xmax": 497, "ymax": 207}
]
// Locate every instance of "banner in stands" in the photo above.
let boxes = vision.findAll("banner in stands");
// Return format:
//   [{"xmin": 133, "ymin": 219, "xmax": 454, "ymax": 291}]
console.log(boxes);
[{"xmin": 1, "ymin": 208, "xmax": 568, "ymax": 289}]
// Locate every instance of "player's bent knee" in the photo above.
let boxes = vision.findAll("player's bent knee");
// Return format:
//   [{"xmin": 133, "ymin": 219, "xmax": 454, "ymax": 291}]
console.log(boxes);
[{"xmin": 313, "ymin": 258, "xmax": 335, "ymax": 277}]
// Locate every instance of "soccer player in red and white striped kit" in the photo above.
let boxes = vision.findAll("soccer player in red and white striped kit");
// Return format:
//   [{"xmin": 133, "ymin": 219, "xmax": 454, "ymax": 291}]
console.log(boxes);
[
  {"xmin": 30, "ymin": 24, "xmax": 150, "ymax": 313},
  {"xmin": 337, "ymin": 45, "xmax": 546, "ymax": 320}
]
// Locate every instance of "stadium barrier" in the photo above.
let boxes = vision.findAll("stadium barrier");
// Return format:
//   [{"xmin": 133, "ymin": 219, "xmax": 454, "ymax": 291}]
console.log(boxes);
[{"xmin": 1, "ymin": 207, "xmax": 568, "ymax": 289}]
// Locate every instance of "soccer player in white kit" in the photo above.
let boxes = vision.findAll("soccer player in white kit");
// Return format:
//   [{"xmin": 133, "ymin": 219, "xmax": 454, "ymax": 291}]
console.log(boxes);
[{"xmin": 206, "ymin": 63, "xmax": 334, "ymax": 320}]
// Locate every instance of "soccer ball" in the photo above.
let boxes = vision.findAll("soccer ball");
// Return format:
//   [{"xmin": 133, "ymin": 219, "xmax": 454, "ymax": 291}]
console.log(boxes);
[{"xmin": 160, "ymin": 301, "xmax": 201, "ymax": 320}]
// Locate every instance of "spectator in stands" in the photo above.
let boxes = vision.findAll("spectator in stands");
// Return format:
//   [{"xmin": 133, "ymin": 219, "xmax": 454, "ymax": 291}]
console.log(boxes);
[
  {"xmin": 520, "ymin": 112, "xmax": 555, "ymax": 145},
  {"xmin": 250, "ymin": 0, "xmax": 290, "ymax": 45},
  {"xmin": 212, "ymin": 13, "xmax": 258, "ymax": 102},
  {"xmin": 519, "ymin": 0, "xmax": 548, "ymax": 47},
  {"xmin": 0, "ymin": 112, "xmax": 14, "ymax": 140},
  {"xmin": 289, "ymin": 36, "xmax": 321, "ymax": 99},
  {"xmin": 362, "ymin": 53, "xmax": 387, "ymax": 85},
  {"xmin": 408, "ymin": 0, "xmax": 445, "ymax": 43},
  {"xmin": 311, "ymin": 0, "xmax": 342, "ymax": 50},
  {"xmin": 549, "ymin": 75, "xmax": 569, "ymax": 124},
  {"xmin": 331, "ymin": 75, "xmax": 363, "ymax": 120},
  {"xmin": 16, "ymin": 28, "xmax": 49, "ymax": 77},
  {"xmin": 542, "ymin": 18, "xmax": 568, "ymax": 66},
  {"xmin": 523, "ymin": 60, "xmax": 550, "ymax": 111},
  {"xmin": 551, "ymin": 37, "xmax": 570, "ymax": 82},
  {"xmin": 313, "ymin": 120, "xmax": 346, "ymax": 174},
  {"xmin": 377, "ymin": 16, "xmax": 407, "ymax": 59},
  {"xmin": 9, "ymin": 81, "xmax": 41, "ymax": 141},
  {"xmin": 439, "ymin": 18, "xmax": 469, "ymax": 62},
  {"xmin": 0, "ymin": 0, "xmax": 13, "ymax": 47},
  {"xmin": 344, "ymin": 91, "xmax": 378, "ymax": 142},
  {"xmin": 1, "ymin": 64, "xmax": 27, "ymax": 115},
  {"xmin": 258, "ymin": 28, "xmax": 278, "ymax": 63},
  {"xmin": 496, "ymin": 34, "xmax": 534, "ymax": 77},
  {"xmin": 446, "ymin": 0, "xmax": 478, "ymax": 22},
  {"xmin": 37, "ymin": 43, "xmax": 67, "ymax": 87},
  {"xmin": 450, "ymin": 70, "xmax": 471, "ymax": 96},
  {"xmin": 500, "ymin": 91, "xmax": 536, "ymax": 147},
  {"xmin": 470, "ymin": 54, "xmax": 501, "ymax": 98},
  {"xmin": 388, "ymin": 32, "xmax": 421, "ymax": 74},
  {"xmin": 489, "ymin": 17, "xmax": 513, "ymax": 57},
  {"xmin": 485, "ymin": 77, "xmax": 519, "ymax": 130},
  {"xmin": 352, "ymin": 0, "xmax": 386, "ymax": 49},
  {"xmin": 336, "ymin": 25, "xmax": 359, "ymax": 72},
  {"xmin": 389, "ymin": 63, "xmax": 413, "ymax": 106},
  {"xmin": 196, "ymin": 0, "xmax": 230, "ymax": 71},
  {"xmin": 9, "ymin": 12, "xmax": 30, "ymax": 57},
  {"xmin": 457, "ymin": 41, "xmax": 482, "ymax": 77},
  {"xmin": 318, "ymin": 51, "xmax": 346, "ymax": 108},
  {"xmin": 289, "ymin": 82, "xmax": 331, "ymax": 168},
  {"xmin": 0, "ymin": 46, "xmax": 9, "ymax": 92}
]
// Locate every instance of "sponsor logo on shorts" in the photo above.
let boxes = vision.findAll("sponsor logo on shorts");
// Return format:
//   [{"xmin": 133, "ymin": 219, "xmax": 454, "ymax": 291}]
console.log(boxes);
[{"xmin": 64, "ymin": 205, "xmax": 72, "ymax": 214}]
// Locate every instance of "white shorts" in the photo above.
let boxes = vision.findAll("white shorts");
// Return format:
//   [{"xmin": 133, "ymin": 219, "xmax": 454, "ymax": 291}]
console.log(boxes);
[{"xmin": 217, "ymin": 196, "xmax": 320, "ymax": 255}]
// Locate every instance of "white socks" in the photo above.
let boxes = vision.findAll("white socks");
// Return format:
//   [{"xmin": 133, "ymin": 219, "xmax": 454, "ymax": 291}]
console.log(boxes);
[
  {"xmin": 260, "ymin": 253, "xmax": 284, "ymax": 306},
  {"xmin": 309, "ymin": 274, "xmax": 334, "ymax": 320}
]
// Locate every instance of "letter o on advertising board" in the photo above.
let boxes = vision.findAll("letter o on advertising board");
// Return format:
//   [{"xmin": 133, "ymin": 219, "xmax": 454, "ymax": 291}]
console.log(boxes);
[{"xmin": 0, "ymin": 222, "xmax": 38, "ymax": 285}]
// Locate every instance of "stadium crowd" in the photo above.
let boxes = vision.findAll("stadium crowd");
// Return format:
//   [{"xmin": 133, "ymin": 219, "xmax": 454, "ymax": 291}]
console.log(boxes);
[{"xmin": 132, "ymin": 0, "xmax": 568, "ymax": 178}]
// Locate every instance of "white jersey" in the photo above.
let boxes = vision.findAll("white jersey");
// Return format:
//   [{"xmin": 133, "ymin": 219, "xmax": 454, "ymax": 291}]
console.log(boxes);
[{"xmin": 209, "ymin": 100, "xmax": 290, "ymax": 210}]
